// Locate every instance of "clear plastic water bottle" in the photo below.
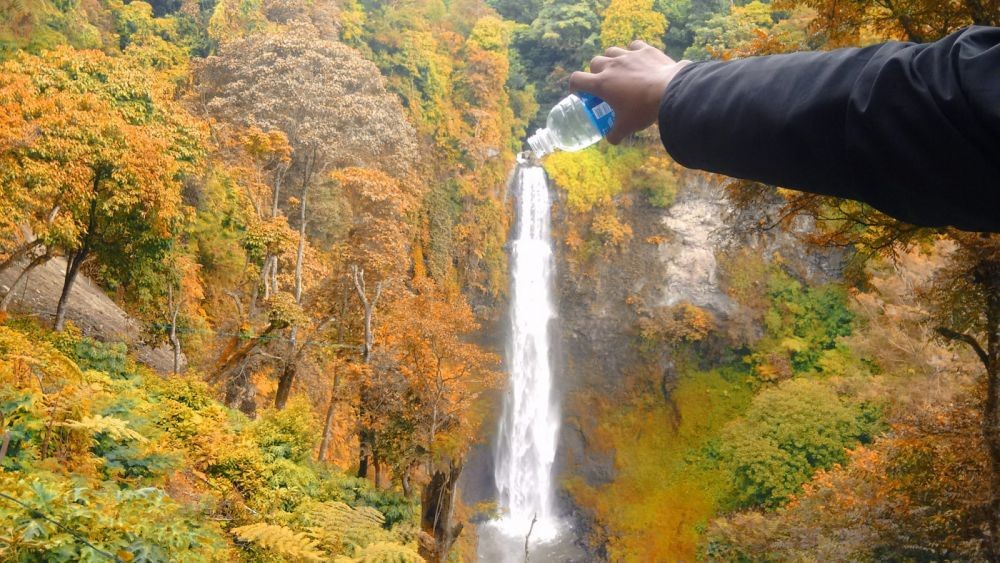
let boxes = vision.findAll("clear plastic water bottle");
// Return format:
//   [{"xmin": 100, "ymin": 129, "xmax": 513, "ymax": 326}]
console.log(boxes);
[{"xmin": 527, "ymin": 93, "xmax": 615, "ymax": 157}]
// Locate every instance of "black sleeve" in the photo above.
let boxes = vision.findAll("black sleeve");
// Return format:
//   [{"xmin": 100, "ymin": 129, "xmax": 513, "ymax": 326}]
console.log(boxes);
[{"xmin": 658, "ymin": 25, "xmax": 1000, "ymax": 232}]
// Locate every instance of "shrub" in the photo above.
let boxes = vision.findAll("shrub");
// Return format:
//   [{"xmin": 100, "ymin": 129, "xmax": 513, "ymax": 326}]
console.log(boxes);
[{"xmin": 718, "ymin": 378, "xmax": 884, "ymax": 509}]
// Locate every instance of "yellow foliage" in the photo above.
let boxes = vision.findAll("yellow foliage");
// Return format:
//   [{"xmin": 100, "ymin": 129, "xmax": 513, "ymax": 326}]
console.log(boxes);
[
  {"xmin": 639, "ymin": 302, "xmax": 716, "ymax": 347},
  {"xmin": 566, "ymin": 369, "xmax": 752, "ymax": 560},
  {"xmin": 59, "ymin": 414, "xmax": 148, "ymax": 444},
  {"xmin": 600, "ymin": 0, "xmax": 668, "ymax": 49},
  {"xmin": 591, "ymin": 206, "xmax": 633, "ymax": 247},
  {"xmin": 0, "ymin": 326, "xmax": 84, "ymax": 388},
  {"xmin": 339, "ymin": 541, "xmax": 423, "ymax": 562},
  {"xmin": 543, "ymin": 146, "xmax": 639, "ymax": 213},
  {"xmin": 231, "ymin": 523, "xmax": 326, "ymax": 561}
]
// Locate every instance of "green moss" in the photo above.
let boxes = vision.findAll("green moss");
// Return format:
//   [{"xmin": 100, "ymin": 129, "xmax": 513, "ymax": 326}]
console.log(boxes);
[{"xmin": 566, "ymin": 367, "xmax": 753, "ymax": 561}]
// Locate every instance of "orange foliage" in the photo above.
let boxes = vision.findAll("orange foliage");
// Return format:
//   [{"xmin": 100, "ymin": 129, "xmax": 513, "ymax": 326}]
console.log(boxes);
[{"xmin": 380, "ymin": 278, "xmax": 502, "ymax": 465}]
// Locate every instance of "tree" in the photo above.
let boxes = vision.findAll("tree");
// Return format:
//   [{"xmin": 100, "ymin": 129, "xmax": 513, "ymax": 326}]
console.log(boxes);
[
  {"xmin": 513, "ymin": 0, "xmax": 603, "ymax": 110},
  {"xmin": 707, "ymin": 386, "xmax": 989, "ymax": 560},
  {"xmin": 152, "ymin": 252, "xmax": 206, "ymax": 375},
  {"xmin": 684, "ymin": 1, "xmax": 778, "ymax": 60},
  {"xmin": 381, "ymin": 278, "xmax": 502, "ymax": 473},
  {"xmin": 376, "ymin": 278, "xmax": 500, "ymax": 561},
  {"xmin": 718, "ymin": 378, "xmax": 882, "ymax": 509},
  {"xmin": 332, "ymin": 167, "xmax": 417, "ymax": 480},
  {"xmin": 783, "ymin": 0, "xmax": 1000, "ymax": 44},
  {"xmin": 601, "ymin": 0, "xmax": 668, "ymax": 49},
  {"xmin": 0, "ymin": 48, "xmax": 198, "ymax": 331}
]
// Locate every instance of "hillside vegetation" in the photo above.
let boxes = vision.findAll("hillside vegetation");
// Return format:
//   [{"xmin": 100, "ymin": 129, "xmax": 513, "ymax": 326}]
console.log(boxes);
[{"xmin": 1, "ymin": 0, "xmax": 998, "ymax": 559}]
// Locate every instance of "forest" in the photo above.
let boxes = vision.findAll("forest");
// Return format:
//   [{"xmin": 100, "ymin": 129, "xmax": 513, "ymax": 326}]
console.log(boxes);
[{"xmin": 0, "ymin": 0, "xmax": 997, "ymax": 560}]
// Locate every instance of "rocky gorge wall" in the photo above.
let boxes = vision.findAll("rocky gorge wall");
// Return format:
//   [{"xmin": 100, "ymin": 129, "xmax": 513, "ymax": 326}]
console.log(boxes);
[{"xmin": 549, "ymin": 168, "xmax": 846, "ymax": 553}]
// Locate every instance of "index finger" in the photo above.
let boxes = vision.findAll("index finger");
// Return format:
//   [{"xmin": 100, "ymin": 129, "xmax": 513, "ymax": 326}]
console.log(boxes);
[{"xmin": 569, "ymin": 71, "xmax": 604, "ymax": 96}]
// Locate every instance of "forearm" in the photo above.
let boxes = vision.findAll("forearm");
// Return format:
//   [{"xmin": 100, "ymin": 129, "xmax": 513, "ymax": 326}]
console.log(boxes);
[{"xmin": 658, "ymin": 26, "xmax": 1000, "ymax": 232}]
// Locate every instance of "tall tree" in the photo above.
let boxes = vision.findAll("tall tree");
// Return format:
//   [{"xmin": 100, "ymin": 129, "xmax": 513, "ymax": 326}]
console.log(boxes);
[
  {"xmin": 381, "ymin": 278, "xmax": 501, "ymax": 474},
  {"xmin": 197, "ymin": 20, "xmax": 416, "ymax": 408},
  {"xmin": 332, "ymin": 167, "xmax": 418, "ymax": 480}
]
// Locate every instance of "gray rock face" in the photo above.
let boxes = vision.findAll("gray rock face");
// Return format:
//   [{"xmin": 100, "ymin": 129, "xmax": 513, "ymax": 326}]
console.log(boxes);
[
  {"xmin": 0, "ymin": 256, "xmax": 183, "ymax": 373},
  {"xmin": 656, "ymin": 174, "xmax": 734, "ymax": 315}
]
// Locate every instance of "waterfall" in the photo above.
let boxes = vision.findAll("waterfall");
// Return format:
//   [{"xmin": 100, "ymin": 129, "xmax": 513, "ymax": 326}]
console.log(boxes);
[{"xmin": 493, "ymin": 161, "xmax": 561, "ymax": 541}]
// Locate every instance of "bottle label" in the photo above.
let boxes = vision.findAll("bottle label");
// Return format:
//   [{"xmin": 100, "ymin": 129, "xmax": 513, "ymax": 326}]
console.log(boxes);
[{"xmin": 578, "ymin": 92, "xmax": 615, "ymax": 136}]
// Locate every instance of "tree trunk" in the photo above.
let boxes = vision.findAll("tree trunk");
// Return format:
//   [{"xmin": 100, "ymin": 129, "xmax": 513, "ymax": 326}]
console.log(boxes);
[
  {"xmin": 0, "ymin": 239, "xmax": 43, "ymax": 278},
  {"xmin": 419, "ymin": 459, "xmax": 464, "ymax": 563},
  {"xmin": 274, "ymin": 355, "xmax": 296, "ymax": 409},
  {"xmin": 351, "ymin": 266, "xmax": 383, "ymax": 482},
  {"xmin": 1, "ymin": 250, "xmax": 50, "ymax": 312},
  {"xmin": 294, "ymin": 187, "xmax": 307, "ymax": 304},
  {"xmin": 357, "ymin": 429, "xmax": 371, "ymax": 479},
  {"xmin": 274, "ymin": 325, "xmax": 301, "ymax": 409},
  {"xmin": 318, "ymin": 373, "xmax": 342, "ymax": 462},
  {"xmin": 54, "ymin": 248, "xmax": 87, "ymax": 332},
  {"xmin": 251, "ymin": 253, "xmax": 274, "ymax": 315},
  {"xmin": 981, "ymin": 261, "xmax": 999, "ymax": 557},
  {"xmin": 170, "ymin": 303, "xmax": 182, "ymax": 375},
  {"xmin": 224, "ymin": 364, "xmax": 257, "ymax": 416},
  {"xmin": 55, "ymin": 197, "xmax": 97, "ymax": 332},
  {"xmin": 351, "ymin": 266, "xmax": 383, "ymax": 362},
  {"xmin": 941, "ymin": 259, "xmax": 1000, "ymax": 557}
]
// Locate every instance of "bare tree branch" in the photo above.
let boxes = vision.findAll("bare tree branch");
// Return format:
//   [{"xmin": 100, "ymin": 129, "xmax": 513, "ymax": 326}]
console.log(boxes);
[{"xmin": 935, "ymin": 326, "xmax": 989, "ymax": 370}]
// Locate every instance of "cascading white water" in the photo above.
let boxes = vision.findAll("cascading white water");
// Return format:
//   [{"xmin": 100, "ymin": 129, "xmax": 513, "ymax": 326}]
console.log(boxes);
[{"xmin": 493, "ymin": 161, "xmax": 561, "ymax": 542}]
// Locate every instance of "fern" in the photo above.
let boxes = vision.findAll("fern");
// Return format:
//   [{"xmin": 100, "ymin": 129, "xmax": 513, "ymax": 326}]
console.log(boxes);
[
  {"xmin": 231, "ymin": 522, "xmax": 326, "ymax": 562},
  {"xmin": 59, "ymin": 414, "xmax": 148, "ymax": 443},
  {"xmin": 303, "ymin": 500, "xmax": 392, "ymax": 554},
  {"xmin": 344, "ymin": 541, "xmax": 424, "ymax": 563}
]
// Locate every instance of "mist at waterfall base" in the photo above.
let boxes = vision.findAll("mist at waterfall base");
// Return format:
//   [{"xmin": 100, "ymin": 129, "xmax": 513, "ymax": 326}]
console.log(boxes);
[{"xmin": 477, "ymin": 162, "xmax": 584, "ymax": 562}]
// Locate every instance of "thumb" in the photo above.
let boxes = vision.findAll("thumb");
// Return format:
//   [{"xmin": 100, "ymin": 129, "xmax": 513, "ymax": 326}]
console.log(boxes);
[{"xmin": 605, "ymin": 121, "xmax": 629, "ymax": 145}]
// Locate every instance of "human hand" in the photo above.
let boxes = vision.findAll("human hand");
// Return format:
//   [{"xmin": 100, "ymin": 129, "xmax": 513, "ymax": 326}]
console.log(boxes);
[{"xmin": 570, "ymin": 41, "xmax": 690, "ymax": 145}]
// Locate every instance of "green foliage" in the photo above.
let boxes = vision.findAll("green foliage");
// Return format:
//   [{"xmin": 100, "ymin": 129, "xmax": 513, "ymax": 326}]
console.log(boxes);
[
  {"xmin": 741, "ymin": 265, "xmax": 856, "ymax": 380},
  {"xmin": 0, "ymin": 0, "xmax": 103, "ymax": 55},
  {"xmin": 717, "ymin": 378, "xmax": 884, "ymax": 509},
  {"xmin": 632, "ymin": 155, "xmax": 680, "ymax": 208},
  {"xmin": 684, "ymin": 0, "xmax": 775, "ymax": 59},
  {"xmin": 512, "ymin": 0, "xmax": 602, "ymax": 111},
  {"xmin": 53, "ymin": 335, "xmax": 130, "ymax": 380},
  {"xmin": 319, "ymin": 474, "xmax": 415, "ymax": 529},
  {"xmin": 488, "ymin": 0, "xmax": 543, "ymax": 23},
  {"xmin": 0, "ymin": 324, "xmax": 228, "ymax": 560},
  {"xmin": 0, "ymin": 471, "xmax": 228, "ymax": 561},
  {"xmin": 0, "ymin": 321, "xmax": 419, "ymax": 560},
  {"xmin": 251, "ymin": 400, "xmax": 319, "ymax": 463}
]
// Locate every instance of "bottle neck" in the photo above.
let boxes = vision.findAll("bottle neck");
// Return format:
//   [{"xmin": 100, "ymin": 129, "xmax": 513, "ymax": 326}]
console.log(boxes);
[{"xmin": 527, "ymin": 128, "xmax": 555, "ymax": 157}]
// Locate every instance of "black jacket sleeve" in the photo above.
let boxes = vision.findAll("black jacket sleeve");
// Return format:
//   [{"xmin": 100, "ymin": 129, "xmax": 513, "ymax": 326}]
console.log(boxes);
[{"xmin": 658, "ymin": 26, "xmax": 1000, "ymax": 232}]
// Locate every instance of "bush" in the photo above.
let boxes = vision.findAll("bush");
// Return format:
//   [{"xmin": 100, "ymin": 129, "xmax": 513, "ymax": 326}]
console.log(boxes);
[{"xmin": 718, "ymin": 378, "xmax": 884, "ymax": 509}]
